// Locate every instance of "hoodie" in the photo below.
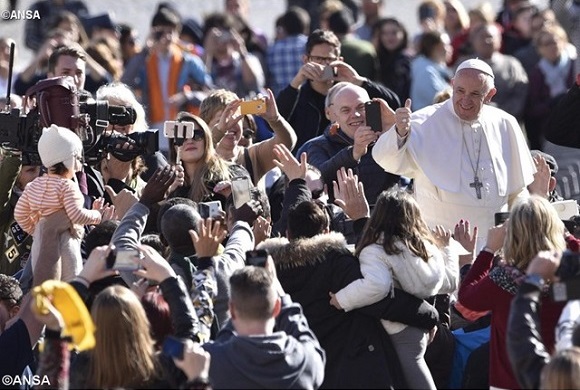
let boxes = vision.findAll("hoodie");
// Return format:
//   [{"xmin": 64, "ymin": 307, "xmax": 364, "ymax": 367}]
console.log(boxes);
[{"xmin": 203, "ymin": 295, "xmax": 325, "ymax": 389}]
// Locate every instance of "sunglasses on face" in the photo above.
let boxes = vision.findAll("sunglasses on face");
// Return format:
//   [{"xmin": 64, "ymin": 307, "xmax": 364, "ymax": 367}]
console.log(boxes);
[{"xmin": 192, "ymin": 129, "xmax": 205, "ymax": 141}]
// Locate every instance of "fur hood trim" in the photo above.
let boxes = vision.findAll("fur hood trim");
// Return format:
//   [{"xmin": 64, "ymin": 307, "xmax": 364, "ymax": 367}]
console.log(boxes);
[{"xmin": 257, "ymin": 232, "xmax": 349, "ymax": 269}]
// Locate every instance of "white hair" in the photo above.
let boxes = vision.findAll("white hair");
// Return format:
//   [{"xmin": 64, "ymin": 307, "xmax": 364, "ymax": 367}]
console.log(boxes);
[{"xmin": 96, "ymin": 82, "xmax": 148, "ymax": 132}]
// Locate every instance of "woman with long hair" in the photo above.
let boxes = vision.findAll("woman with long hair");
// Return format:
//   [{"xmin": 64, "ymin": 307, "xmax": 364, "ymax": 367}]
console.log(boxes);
[
  {"xmin": 66, "ymin": 244, "xmax": 200, "ymax": 389},
  {"xmin": 329, "ymin": 187, "xmax": 459, "ymax": 389},
  {"xmin": 459, "ymin": 195, "xmax": 567, "ymax": 389},
  {"xmin": 168, "ymin": 111, "xmax": 249, "ymax": 206},
  {"xmin": 372, "ymin": 18, "xmax": 412, "ymax": 102}
]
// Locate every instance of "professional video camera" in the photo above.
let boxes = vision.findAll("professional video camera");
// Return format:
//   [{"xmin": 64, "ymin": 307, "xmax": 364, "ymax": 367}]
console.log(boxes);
[
  {"xmin": 551, "ymin": 250, "xmax": 580, "ymax": 302},
  {"xmin": 0, "ymin": 44, "xmax": 157, "ymax": 165}
]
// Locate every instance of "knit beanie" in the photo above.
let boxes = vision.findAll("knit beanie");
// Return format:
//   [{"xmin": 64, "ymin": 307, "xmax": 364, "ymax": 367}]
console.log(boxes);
[{"xmin": 38, "ymin": 125, "xmax": 83, "ymax": 171}]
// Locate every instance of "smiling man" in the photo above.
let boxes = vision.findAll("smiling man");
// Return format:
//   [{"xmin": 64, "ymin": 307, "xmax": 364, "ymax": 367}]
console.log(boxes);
[
  {"xmin": 301, "ymin": 81, "xmax": 400, "ymax": 206},
  {"xmin": 373, "ymin": 59, "xmax": 536, "ymax": 250}
]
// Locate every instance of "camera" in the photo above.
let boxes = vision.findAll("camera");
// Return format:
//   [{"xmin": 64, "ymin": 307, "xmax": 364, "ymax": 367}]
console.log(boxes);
[
  {"xmin": 551, "ymin": 250, "xmax": 580, "ymax": 302},
  {"xmin": 0, "ymin": 75, "xmax": 155, "ymax": 165}
]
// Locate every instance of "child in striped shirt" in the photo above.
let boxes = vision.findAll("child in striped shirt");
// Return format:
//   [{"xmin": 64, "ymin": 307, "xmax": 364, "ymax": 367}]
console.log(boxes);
[{"xmin": 14, "ymin": 125, "xmax": 110, "ymax": 281}]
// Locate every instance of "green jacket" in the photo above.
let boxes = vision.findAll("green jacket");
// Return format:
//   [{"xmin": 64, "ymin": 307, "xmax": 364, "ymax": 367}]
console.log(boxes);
[{"xmin": 0, "ymin": 155, "xmax": 33, "ymax": 276}]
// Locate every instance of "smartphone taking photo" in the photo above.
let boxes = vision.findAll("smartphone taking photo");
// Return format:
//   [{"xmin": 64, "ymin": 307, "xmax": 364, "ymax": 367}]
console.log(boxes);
[
  {"xmin": 246, "ymin": 249, "xmax": 268, "ymax": 267},
  {"xmin": 162, "ymin": 336, "xmax": 185, "ymax": 359},
  {"xmin": 240, "ymin": 98, "xmax": 267, "ymax": 115},
  {"xmin": 106, "ymin": 249, "xmax": 142, "ymax": 271},
  {"xmin": 231, "ymin": 177, "xmax": 252, "ymax": 209},
  {"xmin": 365, "ymin": 101, "xmax": 382, "ymax": 132},
  {"xmin": 198, "ymin": 201, "xmax": 223, "ymax": 219},
  {"xmin": 321, "ymin": 65, "xmax": 337, "ymax": 81}
]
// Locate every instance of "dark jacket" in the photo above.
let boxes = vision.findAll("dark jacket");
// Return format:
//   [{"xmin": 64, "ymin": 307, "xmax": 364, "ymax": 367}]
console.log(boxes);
[
  {"xmin": 69, "ymin": 276, "xmax": 197, "ymax": 389},
  {"xmin": 203, "ymin": 295, "xmax": 326, "ymax": 389},
  {"xmin": 258, "ymin": 232, "xmax": 438, "ymax": 389},
  {"xmin": 525, "ymin": 58, "xmax": 575, "ymax": 149},
  {"xmin": 507, "ymin": 280, "xmax": 551, "ymax": 389},
  {"xmin": 277, "ymin": 79, "xmax": 401, "ymax": 151},
  {"xmin": 299, "ymin": 126, "xmax": 400, "ymax": 207},
  {"xmin": 545, "ymin": 77, "xmax": 580, "ymax": 149}
]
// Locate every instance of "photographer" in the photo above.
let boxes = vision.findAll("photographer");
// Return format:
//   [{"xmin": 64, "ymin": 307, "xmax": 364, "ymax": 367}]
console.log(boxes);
[{"xmin": 507, "ymin": 250, "xmax": 580, "ymax": 389}]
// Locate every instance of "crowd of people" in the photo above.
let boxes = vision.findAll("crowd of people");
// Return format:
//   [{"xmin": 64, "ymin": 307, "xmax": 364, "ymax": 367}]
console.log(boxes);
[{"xmin": 1, "ymin": 0, "xmax": 580, "ymax": 388}]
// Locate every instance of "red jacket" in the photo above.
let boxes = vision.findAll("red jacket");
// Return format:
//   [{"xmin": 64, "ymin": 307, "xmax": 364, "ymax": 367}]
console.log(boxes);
[{"xmin": 458, "ymin": 251, "xmax": 565, "ymax": 389}]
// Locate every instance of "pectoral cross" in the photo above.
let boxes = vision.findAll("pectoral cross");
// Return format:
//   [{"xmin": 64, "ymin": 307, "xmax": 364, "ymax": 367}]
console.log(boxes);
[{"xmin": 470, "ymin": 176, "xmax": 483, "ymax": 199}]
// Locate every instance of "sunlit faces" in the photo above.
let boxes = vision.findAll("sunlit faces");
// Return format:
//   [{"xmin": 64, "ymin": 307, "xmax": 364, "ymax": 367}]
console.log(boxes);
[
  {"xmin": 50, "ymin": 54, "xmax": 86, "ymax": 90},
  {"xmin": 178, "ymin": 129, "xmax": 206, "ymax": 163},
  {"xmin": 452, "ymin": 69, "xmax": 496, "ymax": 122},
  {"xmin": 327, "ymin": 87, "xmax": 370, "ymax": 138}
]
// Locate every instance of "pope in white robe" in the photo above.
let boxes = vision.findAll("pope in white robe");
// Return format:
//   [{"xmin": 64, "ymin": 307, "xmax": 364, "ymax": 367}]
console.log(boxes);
[{"xmin": 372, "ymin": 59, "xmax": 536, "ymax": 251}]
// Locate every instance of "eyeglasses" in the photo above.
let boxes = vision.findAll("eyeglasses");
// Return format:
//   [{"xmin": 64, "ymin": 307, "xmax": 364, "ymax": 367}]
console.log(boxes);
[
  {"xmin": 308, "ymin": 55, "xmax": 338, "ymax": 65},
  {"xmin": 192, "ymin": 129, "xmax": 205, "ymax": 141}
]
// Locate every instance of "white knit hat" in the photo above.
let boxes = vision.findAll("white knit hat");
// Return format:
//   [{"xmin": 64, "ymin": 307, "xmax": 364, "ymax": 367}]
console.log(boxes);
[
  {"xmin": 455, "ymin": 58, "xmax": 495, "ymax": 79},
  {"xmin": 38, "ymin": 125, "xmax": 83, "ymax": 171}
]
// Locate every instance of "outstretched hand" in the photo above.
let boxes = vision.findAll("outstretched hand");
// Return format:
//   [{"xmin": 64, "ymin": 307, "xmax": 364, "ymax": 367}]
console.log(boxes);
[
  {"xmin": 528, "ymin": 154, "xmax": 551, "ymax": 199},
  {"xmin": 333, "ymin": 167, "xmax": 369, "ymax": 220},
  {"xmin": 273, "ymin": 144, "xmax": 307, "ymax": 181},
  {"xmin": 189, "ymin": 218, "xmax": 228, "ymax": 258},
  {"xmin": 104, "ymin": 186, "xmax": 138, "ymax": 220}
]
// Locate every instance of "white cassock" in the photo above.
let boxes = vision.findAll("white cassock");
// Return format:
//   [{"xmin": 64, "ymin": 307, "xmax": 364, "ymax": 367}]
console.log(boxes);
[{"xmin": 373, "ymin": 99, "xmax": 536, "ymax": 251}]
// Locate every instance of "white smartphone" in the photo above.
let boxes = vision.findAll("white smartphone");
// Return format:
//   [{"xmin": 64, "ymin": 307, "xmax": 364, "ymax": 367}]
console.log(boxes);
[
  {"xmin": 198, "ymin": 201, "xmax": 223, "ymax": 219},
  {"xmin": 163, "ymin": 121, "xmax": 194, "ymax": 139},
  {"xmin": 231, "ymin": 177, "xmax": 252, "ymax": 209}
]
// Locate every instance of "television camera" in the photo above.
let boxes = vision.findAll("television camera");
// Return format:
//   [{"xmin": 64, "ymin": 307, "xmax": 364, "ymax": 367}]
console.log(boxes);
[{"xmin": 0, "ymin": 44, "xmax": 157, "ymax": 165}]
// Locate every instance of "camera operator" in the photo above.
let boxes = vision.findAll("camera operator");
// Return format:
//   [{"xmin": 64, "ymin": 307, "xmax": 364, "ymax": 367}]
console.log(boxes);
[
  {"xmin": 96, "ymin": 82, "xmax": 169, "ymax": 203},
  {"xmin": 507, "ymin": 250, "xmax": 580, "ymax": 389}
]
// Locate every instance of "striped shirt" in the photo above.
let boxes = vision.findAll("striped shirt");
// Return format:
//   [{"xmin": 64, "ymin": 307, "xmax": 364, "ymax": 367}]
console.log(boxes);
[{"xmin": 14, "ymin": 175, "xmax": 101, "ymax": 235}]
